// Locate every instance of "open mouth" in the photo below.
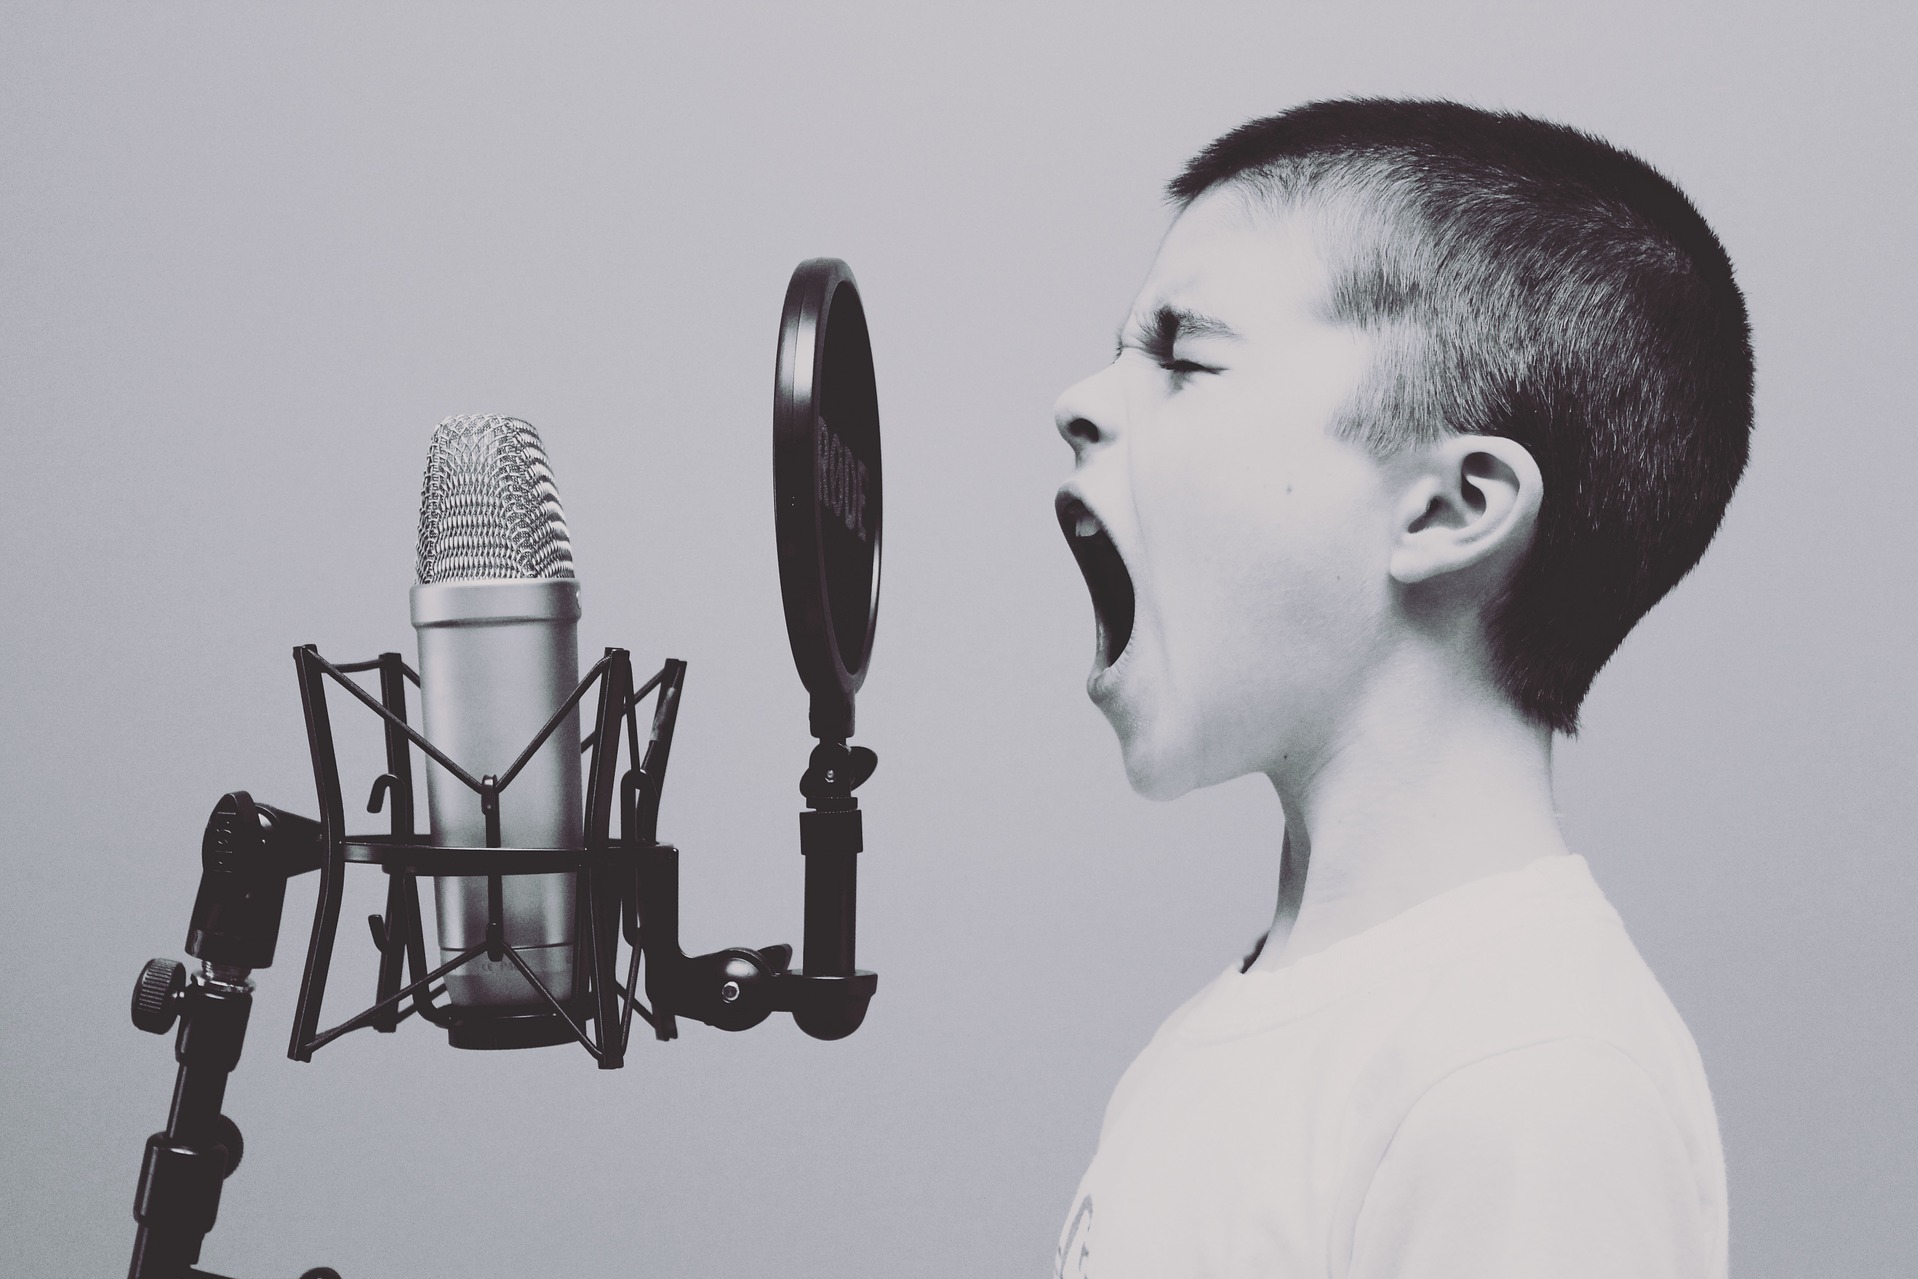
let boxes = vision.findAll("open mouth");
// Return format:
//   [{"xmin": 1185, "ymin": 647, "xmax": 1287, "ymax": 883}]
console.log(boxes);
[{"xmin": 1056, "ymin": 493, "xmax": 1136, "ymax": 670}]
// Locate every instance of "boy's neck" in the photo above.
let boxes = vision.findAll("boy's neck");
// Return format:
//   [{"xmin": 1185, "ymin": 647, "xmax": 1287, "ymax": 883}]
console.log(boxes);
[{"xmin": 1248, "ymin": 649, "xmax": 1568, "ymax": 972}]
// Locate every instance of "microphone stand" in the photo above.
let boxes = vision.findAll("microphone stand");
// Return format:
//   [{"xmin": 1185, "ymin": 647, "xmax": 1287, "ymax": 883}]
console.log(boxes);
[{"xmin": 125, "ymin": 252, "xmax": 885, "ymax": 1279}]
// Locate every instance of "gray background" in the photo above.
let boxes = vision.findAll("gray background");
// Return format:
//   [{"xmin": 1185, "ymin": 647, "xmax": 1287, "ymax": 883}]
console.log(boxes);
[{"xmin": 2, "ymin": 3, "xmax": 1912, "ymax": 1276}]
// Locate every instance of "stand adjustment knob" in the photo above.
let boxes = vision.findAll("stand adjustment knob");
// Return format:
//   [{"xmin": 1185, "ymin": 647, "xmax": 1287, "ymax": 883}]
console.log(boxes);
[
  {"xmin": 211, "ymin": 1112, "xmax": 245, "ymax": 1177},
  {"xmin": 131, "ymin": 958, "xmax": 186, "ymax": 1034}
]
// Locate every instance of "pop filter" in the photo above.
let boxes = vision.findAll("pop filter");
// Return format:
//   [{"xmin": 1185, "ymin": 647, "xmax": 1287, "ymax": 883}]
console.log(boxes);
[{"xmin": 774, "ymin": 258, "xmax": 882, "ymax": 743}]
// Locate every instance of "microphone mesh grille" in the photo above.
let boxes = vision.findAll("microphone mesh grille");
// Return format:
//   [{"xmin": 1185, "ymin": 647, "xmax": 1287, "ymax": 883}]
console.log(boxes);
[{"xmin": 416, "ymin": 415, "xmax": 576, "ymax": 583}]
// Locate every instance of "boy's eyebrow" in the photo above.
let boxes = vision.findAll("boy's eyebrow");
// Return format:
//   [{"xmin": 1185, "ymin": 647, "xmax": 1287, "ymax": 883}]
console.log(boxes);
[{"xmin": 1117, "ymin": 305, "xmax": 1243, "ymax": 359}]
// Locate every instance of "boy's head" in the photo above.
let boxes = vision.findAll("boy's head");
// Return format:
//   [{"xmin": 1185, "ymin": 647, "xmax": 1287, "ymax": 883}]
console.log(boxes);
[{"xmin": 1056, "ymin": 99, "xmax": 1752, "ymax": 797}]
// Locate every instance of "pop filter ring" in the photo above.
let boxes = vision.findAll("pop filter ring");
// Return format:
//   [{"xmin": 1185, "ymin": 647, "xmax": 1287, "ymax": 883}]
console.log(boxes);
[{"xmin": 774, "ymin": 258, "xmax": 883, "ymax": 742}]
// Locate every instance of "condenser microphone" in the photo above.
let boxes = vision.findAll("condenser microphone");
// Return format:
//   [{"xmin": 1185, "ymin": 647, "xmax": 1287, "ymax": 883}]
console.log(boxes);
[{"xmin": 412, "ymin": 414, "xmax": 583, "ymax": 1010}]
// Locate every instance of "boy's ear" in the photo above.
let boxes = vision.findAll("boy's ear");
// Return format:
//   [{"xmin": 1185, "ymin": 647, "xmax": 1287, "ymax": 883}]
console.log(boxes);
[{"xmin": 1388, "ymin": 434, "xmax": 1543, "ymax": 587}]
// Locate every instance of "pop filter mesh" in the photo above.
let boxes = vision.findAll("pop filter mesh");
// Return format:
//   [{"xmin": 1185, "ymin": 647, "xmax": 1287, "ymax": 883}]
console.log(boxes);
[{"xmin": 415, "ymin": 414, "xmax": 575, "ymax": 584}]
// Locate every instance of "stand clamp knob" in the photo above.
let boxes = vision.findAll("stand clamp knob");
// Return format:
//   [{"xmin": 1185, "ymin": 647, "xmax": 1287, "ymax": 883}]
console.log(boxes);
[{"xmin": 131, "ymin": 958, "xmax": 186, "ymax": 1035}]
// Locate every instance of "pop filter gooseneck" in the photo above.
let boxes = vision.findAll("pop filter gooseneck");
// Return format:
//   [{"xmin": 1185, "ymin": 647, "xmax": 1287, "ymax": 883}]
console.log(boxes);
[{"xmin": 774, "ymin": 258, "xmax": 882, "ymax": 744}]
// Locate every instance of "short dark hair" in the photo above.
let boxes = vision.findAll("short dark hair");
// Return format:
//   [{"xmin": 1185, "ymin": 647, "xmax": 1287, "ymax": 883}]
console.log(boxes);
[{"xmin": 1171, "ymin": 99, "xmax": 1753, "ymax": 733}]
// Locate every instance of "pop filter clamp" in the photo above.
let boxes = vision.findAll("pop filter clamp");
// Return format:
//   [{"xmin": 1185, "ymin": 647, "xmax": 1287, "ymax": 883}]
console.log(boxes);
[{"xmin": 123, "ymin": 259, "xmax": 884, "ymax": 1279}]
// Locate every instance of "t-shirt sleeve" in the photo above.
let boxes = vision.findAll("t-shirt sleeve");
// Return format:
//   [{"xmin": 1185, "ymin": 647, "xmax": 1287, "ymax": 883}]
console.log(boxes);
[{"xmin": 1347, "ymin": 1038, "xmax": 1714, "ymax": 1279}]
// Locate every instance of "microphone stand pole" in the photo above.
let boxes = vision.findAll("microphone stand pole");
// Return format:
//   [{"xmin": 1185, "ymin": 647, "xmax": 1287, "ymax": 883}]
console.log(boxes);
[{"xmin": 126, "ymin": 792, "xmax": 337, "ymax": 1279}]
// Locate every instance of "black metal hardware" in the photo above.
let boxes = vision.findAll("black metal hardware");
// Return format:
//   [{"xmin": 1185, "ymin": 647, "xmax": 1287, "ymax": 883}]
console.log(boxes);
[
  {"xmin": 132, "ymin": 959, "xmax": 187, "ymax": 1036},
  {"xmin": 128, "ymin": 643, "xmax": 880, "ymax": 1277}
]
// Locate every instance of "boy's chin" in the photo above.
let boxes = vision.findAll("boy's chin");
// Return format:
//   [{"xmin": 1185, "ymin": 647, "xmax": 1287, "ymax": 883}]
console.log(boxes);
[
  {"xmin": 1112, "ymin": 710, "xmax": 1263, "ymax": 801},
  {"xmin": 1114, "ymin": 725, "xmax": 1206, "ymax": 802}
]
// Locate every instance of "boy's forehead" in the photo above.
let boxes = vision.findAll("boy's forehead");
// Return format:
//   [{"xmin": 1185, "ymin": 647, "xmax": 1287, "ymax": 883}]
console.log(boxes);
[{"xmin": 1128, "ymin": 191, "xmax": 1338, "ymax": 334}]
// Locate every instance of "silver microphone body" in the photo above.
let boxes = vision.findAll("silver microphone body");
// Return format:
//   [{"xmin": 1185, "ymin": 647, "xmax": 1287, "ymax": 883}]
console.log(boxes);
[
  {"xmin": 413, "ymin": 578, "xmax": 581, "ymax": 1007},
  {"xmin": 411, "ymin": 414, "xmax": 583, "ymax": 1010}
]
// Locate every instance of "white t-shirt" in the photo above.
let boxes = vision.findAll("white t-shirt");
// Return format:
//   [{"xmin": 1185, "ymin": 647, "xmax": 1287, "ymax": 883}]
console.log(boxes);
[{"xmin": 1056, "ymin": 855, "xmax": 1725, "ymax": 1279}]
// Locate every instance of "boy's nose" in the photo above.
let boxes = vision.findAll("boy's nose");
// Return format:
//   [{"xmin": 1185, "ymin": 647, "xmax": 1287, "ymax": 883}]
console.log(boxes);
[{"xmin": 1054, "ymin": 366, "xmax": 1122, "ymax": 458}]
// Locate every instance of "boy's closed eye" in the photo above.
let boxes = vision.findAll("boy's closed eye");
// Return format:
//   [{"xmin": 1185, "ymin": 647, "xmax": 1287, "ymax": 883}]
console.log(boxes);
[
  {"xmin": 1119, "ymin": 304, "xmax": 1237, "ymax": 385},
  {"xmin": 1158, "ymin": 356, "xmax": 1222, "ymax": 386}
]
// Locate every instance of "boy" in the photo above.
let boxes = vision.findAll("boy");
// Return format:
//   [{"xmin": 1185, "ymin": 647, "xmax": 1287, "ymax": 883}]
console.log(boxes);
[{"xmin": 1052, "ymin": 99, "xmax": 1750, "ymax": 1278}]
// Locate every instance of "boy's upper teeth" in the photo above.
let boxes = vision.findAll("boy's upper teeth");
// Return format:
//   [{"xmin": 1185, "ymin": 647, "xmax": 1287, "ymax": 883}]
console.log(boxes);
[{"xmin": 1075, "ymin": 514, "xmax": 1101, "ymax": 538}]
